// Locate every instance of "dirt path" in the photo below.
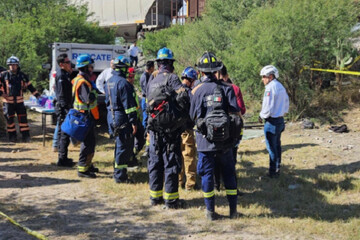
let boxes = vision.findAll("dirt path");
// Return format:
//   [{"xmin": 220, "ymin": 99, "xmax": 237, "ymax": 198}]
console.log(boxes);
[{"xmin": 1, "ymin": 109, "xmax": 359, "ymax": 239}]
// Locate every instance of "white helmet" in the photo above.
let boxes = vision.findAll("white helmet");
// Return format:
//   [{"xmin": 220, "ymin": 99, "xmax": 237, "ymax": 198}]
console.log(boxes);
[{"xmin": 260, "ymin": 65, "xmax": 279, "ymax": 79}]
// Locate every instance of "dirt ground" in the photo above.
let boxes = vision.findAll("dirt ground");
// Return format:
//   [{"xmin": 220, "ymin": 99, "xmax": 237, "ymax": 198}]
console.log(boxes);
[{"xmin": 0, "ymin": 107, "xmax": 360, "ymax": 240}]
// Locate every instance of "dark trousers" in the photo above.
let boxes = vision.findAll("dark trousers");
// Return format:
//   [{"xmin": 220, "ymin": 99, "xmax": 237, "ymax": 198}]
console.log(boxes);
[
  {"xmin": 264, "ymin": 117, "xmax": 285, "ymax": 174},
  {"xmin": 148, "ymin": 131, "xmax": 182, "ymax": 205},
  {"xmin": 78, "ymin": 124, "xmax": 96, "ymax": 172},
  {"xmin": 130, "ymin": 56, "xmax": 138, "ymax": 67},
  {"xmin": 198, "ymin": 150, "xmax": 237, "ymax": 212},
  {"xmin": 57, "ymin": 108, "xmax": 70, "ymax": 161},
  {"xmin": 3, "ymin": 102, "xmax": 29, "ymax": 138},
  {"xmin": 134, "ymin": 120, "xmax": 145, "ymax": 153},
  {"xmin": 113, "ymin": 125, "xmax": 134, "ymax": 181}
]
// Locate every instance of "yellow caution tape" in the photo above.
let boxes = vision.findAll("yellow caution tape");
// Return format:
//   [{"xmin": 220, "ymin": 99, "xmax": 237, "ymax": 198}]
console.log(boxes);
[
  {"xmin": 0, "ymin": 211, "xmax": 48, "ymax": 240},
  {"xmin": 302, "ymin": 66, "xmax": 360, "ymax": 76}
]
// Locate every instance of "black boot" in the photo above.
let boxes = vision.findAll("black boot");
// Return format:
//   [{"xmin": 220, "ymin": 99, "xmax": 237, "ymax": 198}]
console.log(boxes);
[
  {"xmin": 9, "ymin": 133, "xmax": 17, "ymax": 143},
  {"xmin": 164, "ymin": 199, "xmax": 186, "ymax": 209},
  {"xmin": 230, "ymin": 208, "xmax": 240, "ymax": 219},
  {"xmin": 21, "ymin": 131, "xmax": 31, "ymax": 143},
  {"xmin": 57, "ymin": 158, "xmax": 75, "ymax": 167},
  {"xmin": 78, "ymin": 170, "xmax": 96, "ymax": 178},
  {"xmin": 150, "ymin": 197, "xmax": 164, "ymax": 206},
  {"xmin": 89, "ymin": 164, "xmax": 99, "ymax": 173}
]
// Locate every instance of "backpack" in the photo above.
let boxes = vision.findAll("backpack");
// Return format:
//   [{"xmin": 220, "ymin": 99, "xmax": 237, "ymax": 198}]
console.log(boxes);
[
  {"xmin": 197, "ymin": 84, "xmax": 230, "ymax": 142},
  {"xmin": 146, "ymin": 73, "xmax": 188, "ymax": 135}
]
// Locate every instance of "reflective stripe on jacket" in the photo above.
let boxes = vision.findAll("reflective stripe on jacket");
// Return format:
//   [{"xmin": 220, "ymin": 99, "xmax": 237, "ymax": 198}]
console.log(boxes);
[{"xmin": 72, "ymin": 75, "xmax": 99, "ymax": 120}]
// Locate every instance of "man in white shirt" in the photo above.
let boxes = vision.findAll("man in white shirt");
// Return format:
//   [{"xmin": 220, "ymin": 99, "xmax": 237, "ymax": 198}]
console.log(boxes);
[
  {"xmin": 96, "ymin": 59, "xmax": 115, "ymax": 94},
  {"xmin": 259, "ymin": 65, "xmax": 289, "ymax": 178},
  {"xmin": 128, "ymin": 42, "xmax": 140, "ymax": 67}
]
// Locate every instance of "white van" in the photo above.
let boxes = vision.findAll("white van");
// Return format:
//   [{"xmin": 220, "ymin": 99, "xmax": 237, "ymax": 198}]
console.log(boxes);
[{"xmin": 49, "ymin": 42, "xmax": 128, "ymax": 95}]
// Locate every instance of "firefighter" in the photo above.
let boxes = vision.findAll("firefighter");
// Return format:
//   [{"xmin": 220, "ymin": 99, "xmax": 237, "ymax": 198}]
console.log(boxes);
[
  {"xmin": 190, "ymin": 52, "xmax": 240, "ymax": 220},
  {"xmin": 146, "ymin": 47, "xmax": 187, "ymax": 209},
  {"xmin": 72, "ymin": 54, "xmax": 99, "ymax": 178},
  {"xmin": 104, "ymin": 56, "xmax": 138, "ymax": 183},
  {"xmin": 0, "ymin": 56, "xmax": 40, "ymax": 143},
  {"xmin": 179, "ymin": 67, "xmax": 198, "ymax": 191},
  {"xmin": 0, "ymin": 66, "xmax": 7, "ymax": 138}
]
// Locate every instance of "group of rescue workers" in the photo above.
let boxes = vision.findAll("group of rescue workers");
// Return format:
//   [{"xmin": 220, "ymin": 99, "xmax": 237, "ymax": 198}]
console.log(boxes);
[{"xmin": 0, "ymin": 47, "xmax": 289, "ymax": 220}]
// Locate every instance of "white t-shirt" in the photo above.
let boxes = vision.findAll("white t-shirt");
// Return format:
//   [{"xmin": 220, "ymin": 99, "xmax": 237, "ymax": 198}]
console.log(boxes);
[
  {"xmin": 96, "ymin": 68, "xmax": 116, "ymax": 94},
  {"xmin": 128, "ymin": 45, "xmax": 140, "ymax": 57}
]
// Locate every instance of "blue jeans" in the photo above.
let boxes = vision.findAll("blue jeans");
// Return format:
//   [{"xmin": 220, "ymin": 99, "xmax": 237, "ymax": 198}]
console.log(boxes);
[
  {"xmin": 141, "ymin": 98, "xmax": 148, "ymax": 129},
  {"xmin": 52, "ymin": 121, "xmax": 59, "ymax": 148},
  {"xmin": 264, "ymin": 117, "xmax": 285, "ymax": 174}
]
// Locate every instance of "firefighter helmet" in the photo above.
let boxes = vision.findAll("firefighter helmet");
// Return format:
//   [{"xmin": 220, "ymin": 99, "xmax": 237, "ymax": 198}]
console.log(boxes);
[{"xmin": 196, "ymin": 52, "xmax": 223, "ymax": 73}]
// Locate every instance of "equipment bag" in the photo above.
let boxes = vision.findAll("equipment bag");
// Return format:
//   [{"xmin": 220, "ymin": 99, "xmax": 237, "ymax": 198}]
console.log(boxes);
[
  {"xmin": 61, "ymin": 109, "xmax": 92, "ymax": 142},
  {"xmin": 147, "ymin": 73, "xmax": 187, "ymax": 134},
  {"xmin": 197, "ymin": 84, "xmax": 230, "ymax": 142}
]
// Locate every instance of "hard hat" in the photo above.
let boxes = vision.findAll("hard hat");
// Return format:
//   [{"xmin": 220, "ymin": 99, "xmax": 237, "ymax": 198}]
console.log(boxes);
[
  {"xmin": 181, "ymin": 67, "xmax": 198, "ymax": 81},
  {"xmin": 6, "ymin": 56, "xmax": 20, "ymax": 66},
  {"xmin": 196, "ymin": 52, "xmax": 223, "ymax": 73},
  {"xmin": 128, "ymin": 67, "xmax": 135, "ymax": 78},
  {"xmin": 76, "ymin": 54, "xmax": 93, "ymax": 68},
  {"xmin": 260, "ymin": 65, "xmax": 279, "ymax": 78},
  {"xmin": 156, "ymin": 47, "xmax": 175, "ymax": 61},
  {"xmin": 113, "ymin": 55, "xmax": 131, "ymax": 68}
]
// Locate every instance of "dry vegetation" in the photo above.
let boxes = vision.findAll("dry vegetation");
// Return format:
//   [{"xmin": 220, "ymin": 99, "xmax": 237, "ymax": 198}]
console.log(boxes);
[{"xmin": 0, "ymin": 106, "xmax": 360, "ymax": 239}]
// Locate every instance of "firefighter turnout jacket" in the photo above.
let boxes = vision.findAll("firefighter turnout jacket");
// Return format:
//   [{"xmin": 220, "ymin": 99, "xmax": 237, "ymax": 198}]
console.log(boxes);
[{"xmin": 0, "ymin": 70, "xmax": 40, "ymax": 102}]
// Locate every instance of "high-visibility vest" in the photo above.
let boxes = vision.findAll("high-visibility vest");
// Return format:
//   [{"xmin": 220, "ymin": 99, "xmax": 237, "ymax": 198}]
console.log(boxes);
[{"xmin": 72, "ymin": 75, "xmax": 99, "ymax": 120}]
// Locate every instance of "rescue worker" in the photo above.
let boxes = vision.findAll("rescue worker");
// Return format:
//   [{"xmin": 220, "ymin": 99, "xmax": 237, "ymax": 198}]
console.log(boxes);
[
  {"xmin": 258, "ymin": 65, "xmax": 289, "ymax": 178},
  {"xmin": 96, "ymin": 59, "xmax": 115, "ymax": 94},
  {"xmin": 215, "ymin": 65, "xmax": 246, "ymax": 194},
  {"xmin": 96, "ymin": 59, "xmax": 116, "ymax": 138},
  {"xmin": 55, "ymin": 53, "xmax": 76, "ymax": 167},
  {"xmin": 72, "ymin": 54, "xmax": 99, "ymax": 178},
  {"xmin": 146, "ymin": 47, "xmax": 186, "ymax": 208},
  {"xmin": 127, "ymin": 67, "xmax": 145, "ymax": 166},
  {"xmin": 0, "ymin": 56, "xmax": 40, "ymax": 142},
  {"xmin": 179, "ymin": 67, "xmax": 198, "ymax": 191},
  {"xmin": 190, "ymin": 52, "xmax": 240, "ymax": 220},
  {"xmin": 140, "ymin": 61, "xmax": 155, "ymax": 158},
  {"xmin": 104, "ymin": 56, "xmax": 138, "ymax": 183},
  {"xmin": 140, "ymin": 61, "xmax": 154, "ymax": 129},
  {"xmin": 0, "ymin": 66, "xmax": 7, "ymax": 139}
]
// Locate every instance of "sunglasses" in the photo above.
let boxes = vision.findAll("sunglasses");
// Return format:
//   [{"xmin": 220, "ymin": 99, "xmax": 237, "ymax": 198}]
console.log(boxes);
[{"xmin": 64, "ymin": 61, "xmax": 71, "ymax": 64}]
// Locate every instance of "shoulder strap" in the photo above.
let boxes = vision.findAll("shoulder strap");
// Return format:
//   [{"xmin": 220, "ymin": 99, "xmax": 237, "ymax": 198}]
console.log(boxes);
[
  {"xmin": 107, "ymin": 79, "xmax": 116, "ymax": 127},
  {"xmin": 162, "ymin": 72, "xmax": 171, "ymax": 87}
]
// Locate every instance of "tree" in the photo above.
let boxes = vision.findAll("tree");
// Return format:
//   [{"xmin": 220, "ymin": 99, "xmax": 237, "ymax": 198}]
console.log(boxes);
[
  {"xmin": 0, "ymin": 0, "xmax": 115, "ymax": 89},
  {"xmin": 227, "ymin": 0, "xmax": 360, "ymax": 110}
]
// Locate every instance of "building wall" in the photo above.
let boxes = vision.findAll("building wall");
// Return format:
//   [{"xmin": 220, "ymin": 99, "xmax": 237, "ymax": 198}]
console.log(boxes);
[{"xmin": 187, "ymin": 0, "xmax": 206, "ymax": 19}]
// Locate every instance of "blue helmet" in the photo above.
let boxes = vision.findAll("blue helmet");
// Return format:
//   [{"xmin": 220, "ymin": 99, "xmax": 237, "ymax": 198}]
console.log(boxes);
[
  {"xmin": 113, "ymin": 55, "xmax": 130, "ymax": 68},
  {"xmin": 156, "ymin": 47, "xmax": 175, "ymax": 61},
  {"xmin": 181, "ymin": 67, "xmax": 197, "ymax": 81},
  {"xmin": 76, "ymin": 54, "xmax": 93, "ymax": 68}
]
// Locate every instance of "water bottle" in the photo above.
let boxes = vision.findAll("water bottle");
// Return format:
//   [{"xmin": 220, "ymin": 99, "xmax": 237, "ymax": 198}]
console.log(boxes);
[
  {"xmin": 30, "ymin": 95, "xmax": 36, "ymax": 104},
  {"xmin": 46, "ymin": 96, "xmax": 54, "ymax": 109}
]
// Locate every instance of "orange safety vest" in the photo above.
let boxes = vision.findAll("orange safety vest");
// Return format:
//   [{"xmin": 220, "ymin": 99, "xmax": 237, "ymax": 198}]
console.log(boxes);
[{"xmin": 72, "ymin": 75, "xmax": 99, "ymax": 120}]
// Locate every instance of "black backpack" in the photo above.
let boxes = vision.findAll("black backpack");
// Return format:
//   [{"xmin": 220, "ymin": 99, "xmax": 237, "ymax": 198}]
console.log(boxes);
[
  {"xmin": 197, "ymin": 84, "xmax": 230, "ymax": 142},
  {"xmin": 146, "ymin": 74, "xmax": 188, "ymax": 135}
]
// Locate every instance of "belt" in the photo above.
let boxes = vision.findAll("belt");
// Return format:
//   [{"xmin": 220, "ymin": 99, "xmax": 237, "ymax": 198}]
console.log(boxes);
[{"xmin": 265, "ymin": 116, "xmax": 283, "ymax": 121}]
